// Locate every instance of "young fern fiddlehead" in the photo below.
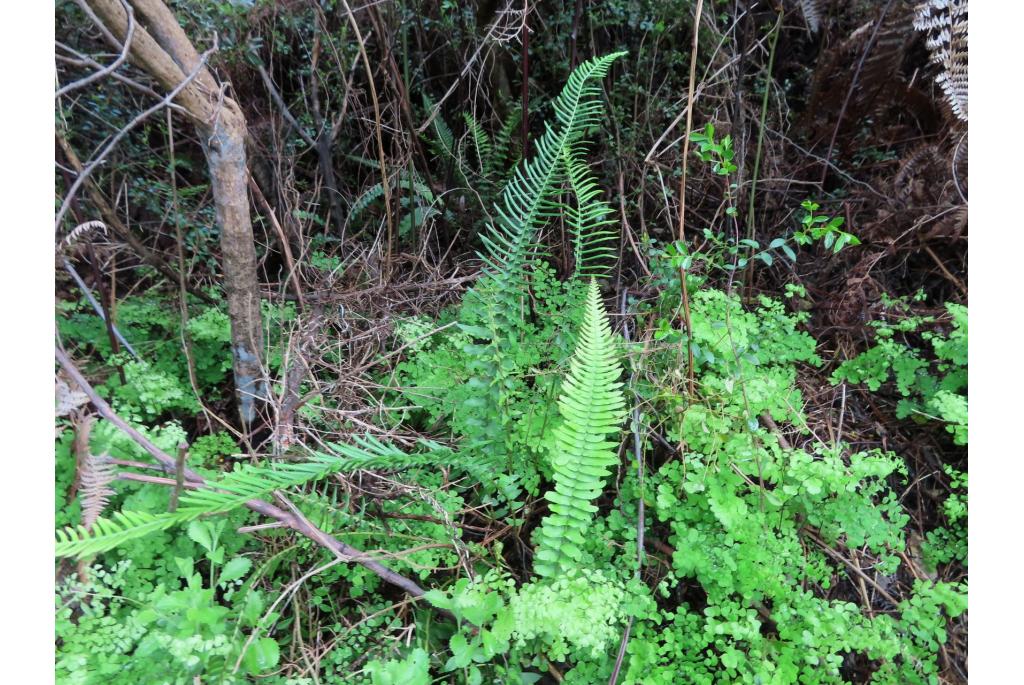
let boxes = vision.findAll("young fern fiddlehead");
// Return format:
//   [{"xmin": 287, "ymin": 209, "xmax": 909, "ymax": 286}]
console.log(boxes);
[{"xmin": 533, "ymin": 280, "xmax": 626, "ymax": 577}]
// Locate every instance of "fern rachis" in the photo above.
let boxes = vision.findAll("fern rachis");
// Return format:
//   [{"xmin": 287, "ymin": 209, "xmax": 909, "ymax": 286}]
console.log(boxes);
[{"xmin": 533, "ymin": 280, "xmax": 627, "ymax": 577}]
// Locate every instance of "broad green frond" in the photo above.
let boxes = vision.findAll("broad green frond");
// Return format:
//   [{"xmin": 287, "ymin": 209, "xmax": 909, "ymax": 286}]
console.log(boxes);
[
  {"xmin": 477, "ymin": 52, "xmax": 625, "ymax": 297},
  {"xmin": 533, "ymin": 280, "xmax": 626, "ymax": 577},
  {"xmin": 563, "ymin": 142, "xmax": 618, "ymax": 279},
  {"xmin": 55, "ymin": 436, "xmax": 451, "ymax": 559}
]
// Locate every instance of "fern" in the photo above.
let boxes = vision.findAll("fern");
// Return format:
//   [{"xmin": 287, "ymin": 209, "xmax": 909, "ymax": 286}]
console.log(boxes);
[
  {"xmin": 914, "ymin": 0, "xmax": 968, "ymax": 122},
  {"xmin": 462, "ymin": 111, "xmax": 493, "ymax": 173},
  {"xmin": 563, "ymin": 142, "xmax": 618, "ymax": 279},
  {"xmin": 55, "ymin": 436, "xmax": 452, "ymax": 559},
  {"xmin": 79, "ymin": 453, "xmax": 117, "ymax": 529},
  {"xmin": 489, "ymin": 106, "xmax": 522, "ymax": 180},
  {"xmin": 349, "ymin": 175, "xmax": 434, "ymax": 223},
  {"xmin": 797, "ymin": 0, "xmax": 823, "ymax": 32},
  {"xmin": 533, "ymin": 280, "xmax": 626, "ymax": 577},
  {"xmin": 476, "ymin": 52, "xmax": 626, "ymax": 303}
]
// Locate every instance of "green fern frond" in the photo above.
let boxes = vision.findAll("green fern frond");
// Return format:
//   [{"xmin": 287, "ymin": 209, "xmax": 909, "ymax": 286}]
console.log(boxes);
[
  {"xmin": 533, "ymin": 280, "xmax": 626, "ymax": 577},
  {"xmin": 349, "ymin": 175, "xmax": 434, "ymax": 222},
  {"xmin": 462, "ymin": 112, "xmax": 493, "ymax": 173},
  {"xmin": 489, "ymin": 105, "xmax": 522, "ymax": 180},
  {"xmin": 423, "ymin": 93, "xmax": 457, "ymax": 161},
  {"xmin": 55, "ymin": 436, "xmax": 451, "ymax": 559},
  {"xmin": 563, "ymin": 142, "xmax": 618, "ymax": 279},
  {"xmin": 477, "ymin": 52, "xmax": 625, "ymax": 298}
]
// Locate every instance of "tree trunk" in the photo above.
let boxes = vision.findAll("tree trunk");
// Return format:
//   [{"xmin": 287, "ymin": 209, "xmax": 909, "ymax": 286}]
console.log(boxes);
[{"xmin": 85, "ymin": 0, "xmax": 267, "ymax": 426}]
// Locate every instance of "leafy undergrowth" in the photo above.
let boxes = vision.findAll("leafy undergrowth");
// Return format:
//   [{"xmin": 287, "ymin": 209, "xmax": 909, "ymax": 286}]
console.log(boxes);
[{"xmin": 54, "ymin": 52, "xmax": 966, "ymax": 685}]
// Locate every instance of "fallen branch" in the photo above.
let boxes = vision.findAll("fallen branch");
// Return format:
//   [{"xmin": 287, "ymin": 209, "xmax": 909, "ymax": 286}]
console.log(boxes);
[{"xmin": 55, "ymin": 346, "xmax": 434, "ymax": 600}]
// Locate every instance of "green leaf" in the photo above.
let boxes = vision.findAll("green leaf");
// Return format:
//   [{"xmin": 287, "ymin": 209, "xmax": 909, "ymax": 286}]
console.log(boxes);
[
  {"xmin": 243, "ymin": 637, "xmax": 280, "ymax": 674},
  {"xmin": 219, "ymin": 556, "xmax": 252, "ymax": 585}
]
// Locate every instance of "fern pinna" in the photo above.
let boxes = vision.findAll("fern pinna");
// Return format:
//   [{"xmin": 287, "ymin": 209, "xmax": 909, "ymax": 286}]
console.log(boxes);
[
  {"xmin": 476, "ymin": 51, "xmax": 625, "ymax": 302},
  {"xmin": 533, "ymin": 280, "xmax": 626, "ymax": 577},
  {"xmin": 55, "ymin": 436, "xmax": 451, "ymax": 559}
]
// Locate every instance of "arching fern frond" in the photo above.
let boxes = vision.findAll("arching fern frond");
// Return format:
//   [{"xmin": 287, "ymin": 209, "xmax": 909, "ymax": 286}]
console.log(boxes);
[
  {"xmin": 55, "ymin": 436, "xmax": 452, "ymax": 559},
  {"xmin": 533, "ymin": 280, "xmax": 626, "ymax": 577},
  {"xmin": 349, "ymin": 175, "xmax": 434, "ymax": 223},
  {"xmin": 563, "ymin": 142, "xmax": 617, "ymax": 280},
  {"xmin": 477, "ymin": 52, "xmax": 625, "ymax": 301}
]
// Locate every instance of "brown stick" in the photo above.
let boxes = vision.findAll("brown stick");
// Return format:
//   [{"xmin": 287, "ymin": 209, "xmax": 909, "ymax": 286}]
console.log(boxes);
[
  {"xmin": 56, "ymin": 133, "xmax": 216, "ymax": 305},
  {"xmin": 248, "ymin": 174, "xmax": 306, "ymax": 310},
  {"xmin": 675, "ymin": 0, "xmax": 703, "ymax": 399},
  {"xmin": 55, "ymin": 346, "xmax": 433, "ymax": 600},
  {"xmin": 168, "ymin": 442, "xmax": 188, "ymax": 512}
]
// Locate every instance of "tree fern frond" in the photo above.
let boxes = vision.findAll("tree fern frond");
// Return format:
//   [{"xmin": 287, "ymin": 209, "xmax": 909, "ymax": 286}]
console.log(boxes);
[
  {"xmin": 533, "ymin": 280, "xmax": 626, "ymax": 577},
  {"xmin": 477, "ymin": 52, "xmax": 626, "ymax": 298},
  {"xmin": 563, "ymin": 142, "xmax": 618, "ymax": 280},
  {"xmin": 55, "ymin": 436, "xmax": 452, "ymax": 559}
]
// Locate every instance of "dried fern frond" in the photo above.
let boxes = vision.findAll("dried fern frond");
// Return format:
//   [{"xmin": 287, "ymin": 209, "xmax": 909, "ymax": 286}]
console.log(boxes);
[
  {"xmin": 914, "ymin": 0, "xmax": 968, "ymax": 121},
  {"xmin": 56, "ymin": 376, "xmax": 90, "ymax": 417},
  {"xmin": 798, "ymin": 0, "xmax": 824, "ymax": 32},
  {"xmin": 59, "ymin": 220, "xmax": 108, "ymax": 253},
  {"xmin": 80, "ymin": 453, "xmax": 117, "ymax": 529}
]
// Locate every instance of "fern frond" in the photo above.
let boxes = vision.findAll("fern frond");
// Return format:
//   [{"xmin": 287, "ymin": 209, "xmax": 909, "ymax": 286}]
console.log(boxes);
[
  {"xmin": 563, "ymin": 142, "xmax": 618, "ymax": 279},
  {"xmin": 533, "ymin": 280, "xmax": 626, "ymax": 577},
  {"xmin": 349, "ymin": 175, "xmax": 434, "ymax": 222},
  {"xmin": 797, "ymin": 0, "xmax": 824, "ymax": 32},
  {"xmin": 914, "ymin": 0, "xmax": 968, "ymax": 122},
  {"xmin": 462, "ymin": 112, "xmax": 493, "ymax": 173},
  {"xmin": 489, "ymin": 106, "xmax": 522, "ymax": 179},
  {"xmin": 423, "ymin": 93, "xmax": 457, "ymax": 160},
  {"xmin": 477, "ymin": 52, "xmax": 625, "ymax": 299},
  {"xmin": 80, "ymin": 453, "xmax": 117, "ymax": 529},
  {"xmin": 55, "ymin": 436, "xmax": 452, "ymax": 559}
]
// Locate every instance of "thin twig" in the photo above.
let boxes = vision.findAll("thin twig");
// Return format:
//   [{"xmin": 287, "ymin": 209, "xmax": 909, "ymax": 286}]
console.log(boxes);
[
  {"xmin": 62, "ymin": 258, "xmax": 139, "ymax": 359},
  {"xmin": 55, "ymin": 46, "xmax": 216, "ymax": 230},
  {"xmin": 56, "ymin": 0, "xmax": 135, "ymax": 99}
]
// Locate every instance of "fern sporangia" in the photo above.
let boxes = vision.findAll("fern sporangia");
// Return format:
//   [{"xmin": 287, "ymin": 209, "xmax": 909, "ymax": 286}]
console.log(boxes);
[
  {"xmin": 533, "ymin": 280, "xmax": 627, "ymax": 577},
  {"xmin": 914, "ymin": 0, "xmax": 968, "ymax": 122},
  {"xmin": 55, "ymin": 436, "xmax": 452, "ymax": 559}
]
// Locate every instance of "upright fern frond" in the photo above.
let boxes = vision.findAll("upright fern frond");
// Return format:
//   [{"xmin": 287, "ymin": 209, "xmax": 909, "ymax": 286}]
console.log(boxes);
[
  {"xmin": 533, "ymin": 280, "xmax": 626, "ymax": 577},
  {"xmin": 563, "ymin": 142, "xmax": 618, "ymax": 279},
  {"xmin": 423, "ymin": 93, "xmax": 457, "ymax": 160},
  {"xmin": 477, "ymin": 52, "xmax": 625, "ymax": 299},
  {"xmin": 914, "ymin": 0, "xmax": 968, "ymax": 122},
  {"xmin": 80, "ymin": 453, "xmax": 117, "ymax": 529},
  {"xmin": 489, "ymin": 106, "xmax": 522, "ymax": 179},
  {"xmin": 55, "ymin": 436, "xmax": 452, "ymax": 559},
  {"xmin": 462, "ymin": 112, "xmax": 493, "ymax": 173}
]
